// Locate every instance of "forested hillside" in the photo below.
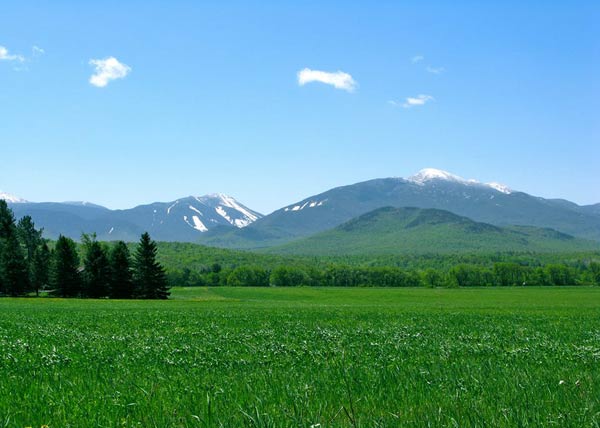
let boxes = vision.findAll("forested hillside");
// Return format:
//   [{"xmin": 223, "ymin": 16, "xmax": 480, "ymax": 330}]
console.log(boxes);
[{"xmin": 268, "ymin": 207, "xmax": 599, "ymax": 255}]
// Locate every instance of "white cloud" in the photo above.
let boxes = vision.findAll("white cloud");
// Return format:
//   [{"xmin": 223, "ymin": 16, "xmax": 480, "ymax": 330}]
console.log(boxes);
[
  {"xmin": 32, "ymin": 46, "xmax": 45, "ymax": 56},
  {"xmin": 297, "ymin": 68, "xmax": 357, "ymax": 92},
  {"xmin": 426, "ymin": 66, "xmax": 445, "ymax": 74},
  {"xmin": 403, "ymin": 94, "xmax": 434, "ymax": 108},
  {"xmin": 89, "ymin": 56, "xmax": 131, "ymax": 87},
  {"xmin": 411, "ymin": 55, "xmax": 424, "ymax": 63},
  {"xmin": 0, "ymin": 45, "xmax": 25, "ymax": 62},
  {"xmin": 387, "ymin": 96, "xmax": 434, "ymax": 109}
]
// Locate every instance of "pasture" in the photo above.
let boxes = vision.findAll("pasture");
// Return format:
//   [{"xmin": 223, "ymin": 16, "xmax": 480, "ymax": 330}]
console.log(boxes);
[{"xmin": 1, "ymin": 287, "xmax": 599, "ymax": 427}]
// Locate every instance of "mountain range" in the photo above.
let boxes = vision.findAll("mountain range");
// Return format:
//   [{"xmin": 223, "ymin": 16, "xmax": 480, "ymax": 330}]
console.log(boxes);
[
  {"xmin": 198, "ymin": 168, "xmax": 600, "ymax": 248},
  {"xmin": 4, "ymin": 193, "xmax": 262, "ymax": 242},
  {"xmin": 3, "ymin": 168, "xmax": 600, "ymax": 253}
]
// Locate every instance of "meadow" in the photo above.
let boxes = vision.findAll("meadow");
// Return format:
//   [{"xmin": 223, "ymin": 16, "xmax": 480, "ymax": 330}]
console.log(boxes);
[{"xmin": 1, "ymin": 287, "xmax": 599, "ymax": 427}]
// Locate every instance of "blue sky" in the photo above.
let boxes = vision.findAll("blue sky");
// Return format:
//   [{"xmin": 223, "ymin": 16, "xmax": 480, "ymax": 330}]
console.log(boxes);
[{"xmin": 1, "ymin": 1, "xmax": 598, "ymax": 214}]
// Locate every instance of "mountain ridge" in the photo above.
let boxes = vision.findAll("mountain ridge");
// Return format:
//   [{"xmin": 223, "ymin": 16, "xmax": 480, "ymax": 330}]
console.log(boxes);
[
  {"xmin": 4, "ymin": 168, "xmax": 599, "ymax": 246},
  {"xmin": 266, "ymin": 206, "xmax": 599, "ymax": 256},
  {"xmin": 198, "ymin": 169, "xmax": 600, "ymax": 248},
  {"xmin": 6, "ymin": 194, "xmax": 262, "ymax": 241}
]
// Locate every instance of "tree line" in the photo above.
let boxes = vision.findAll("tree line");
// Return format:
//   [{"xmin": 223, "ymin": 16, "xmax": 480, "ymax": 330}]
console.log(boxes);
[
  {"xmin": 0, "ymin": 200, "xmax": 169, "ymax": 299},
  {"xmin": 167, "ymin": 260, "xmax": 600, "ymax": 288},
  {"xmin": 151, "ymin": 241, "xmax": 600, "ymax": 288}
]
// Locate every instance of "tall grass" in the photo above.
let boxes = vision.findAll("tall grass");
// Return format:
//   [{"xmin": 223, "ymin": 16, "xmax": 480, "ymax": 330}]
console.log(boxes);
[{"xmin": 0, "ymin": 287, "xmax": 598, "ymax": 427}]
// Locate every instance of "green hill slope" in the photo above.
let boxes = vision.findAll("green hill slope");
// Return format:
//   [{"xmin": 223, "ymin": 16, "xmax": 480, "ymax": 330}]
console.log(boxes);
[{"xmin": 268, "ymin": 207, "xmax": 599, "ymax": 256}]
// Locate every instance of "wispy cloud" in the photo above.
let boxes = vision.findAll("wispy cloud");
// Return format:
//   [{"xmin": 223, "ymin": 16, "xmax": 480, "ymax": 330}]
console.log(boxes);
[
  {"xmin": 89, "ymin": 57, "xmax": 131, "ymax": 87},
  {"xmin": 32, "ymin": 46, "xmax": 45, "ymax": 57},
  {"xmin": 411, "ymin": 55, "xmax": 445, "ymax": 75},
  {"xmin": 297, "ymin": 68, "xmax": 357, "ymax": 92},
  {"xmin": 1, "ymin": 45, "xmax": 43, "ymax": 71},
  {"xmin": 0, "ymin": 45, "xmax": 25, "ymax": 62},
  {"xmin": 426, "ymin": 66, "xmax": 445, "ymax": 74},
  {"xmin": 402, "ymin": 94, "xmax": 434, "ymax": 108}
]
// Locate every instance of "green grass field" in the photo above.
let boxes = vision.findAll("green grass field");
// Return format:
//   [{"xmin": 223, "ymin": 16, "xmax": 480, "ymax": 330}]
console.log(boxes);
[{"xmin": 1, "ymin": 287, "xmax": 599, "ymax": 427}]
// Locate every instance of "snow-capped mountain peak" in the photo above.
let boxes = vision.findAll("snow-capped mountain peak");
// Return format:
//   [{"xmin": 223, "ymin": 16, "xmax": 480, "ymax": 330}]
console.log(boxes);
[
  {"xmin": 196, "ymin": 193, "xmax": 261, "ymax": 225},
  {"xmin": 406, "ymin": 168, "xmax": 512, "ymax": 194},
  {"xmin": 408, "ymin": 168, "xmax": 473, "ymax": 185},
  {"xmin": 160, "ymin": 193, "xmax": 262, "ymax": 232},
  {"xmin": 0, "ymin": 191, "xmax": 27, "ymax": 203}
]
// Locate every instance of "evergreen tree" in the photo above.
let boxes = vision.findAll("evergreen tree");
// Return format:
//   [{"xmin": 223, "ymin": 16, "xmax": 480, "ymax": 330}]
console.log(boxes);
[
  {"xmin": 0, "ymin": 200, "xmax": 15, "ymax": 239},
  {"xmin": 0, "ymin": 201, "xmax": 29, "ymax": 296},
  {"xmin": 0, "ymin": 201, "xmax": 9, "ymax": 294},
  {"xmin": 109, "ymin": 241, "xmax": 134, "ymax": 299},
  {"xmin": 82, "ymin": 234, "xmax": 110, "ymax": 298},
  {"xmin": 51, "ymin": 235, "xmax": 82, "ymax": 297},
  {"xmin": 17, "ymin": 215, "xmax": 43, "ymax": 292},
  {"xmin": 133, "ymin": 232, "xmax": 170, "ymax": 299},
  {"xmin": 31, "ymin": 241, "xmax": 51, "ymax": 296},
  {"xmin": 0, "ymin": 233, "xmax": 30, "ymax": 296}
]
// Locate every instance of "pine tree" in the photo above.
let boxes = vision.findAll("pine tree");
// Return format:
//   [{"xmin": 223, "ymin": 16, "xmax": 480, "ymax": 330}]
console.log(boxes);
[
  {"xmin": 0, "ymin": 200, "xmax": 15, "ymax": 240},
  {"xmin": 0, "ymin": 201, "xmax": 29, "ymax": 296},
  {"xmin": 133, "ymin": 232, "xmax": 170, "ymax": 299},
  {"xmin": 51, "ymin": 235, "xmax": 82, "ymax": 297},
  {"xmin": 17, "ymin": 215, "xmax": 43, "ymax": 293},
  {"xmin": 109, "ymin": 241, "xmax": 134, "ymax": 299},
  {"xmin": 0, "ymin": 233, "xmax": 30, "ymax": 296},
  {"xmin": 82, "ymin": 234, "xmax": 110, "ymax": 298},
  {"xmin": 0, "ymin": 201, "xmax": 10, "ymax": 294},
  {"xmin": 31, "ymin": 241, "xmax": 51, "ymax": 296}
]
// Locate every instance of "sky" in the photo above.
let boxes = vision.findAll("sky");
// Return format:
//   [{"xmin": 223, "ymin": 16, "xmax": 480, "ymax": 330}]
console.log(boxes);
[{"xmin": 1, "ymin": 1, "xmax": 599, "ymax": 214}]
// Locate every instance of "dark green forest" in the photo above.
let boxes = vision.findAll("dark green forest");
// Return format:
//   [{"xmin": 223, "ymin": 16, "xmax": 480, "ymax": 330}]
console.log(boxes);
[{"xmin": 0, "ymin": 201, "xmax": 169, "ymax": 299}]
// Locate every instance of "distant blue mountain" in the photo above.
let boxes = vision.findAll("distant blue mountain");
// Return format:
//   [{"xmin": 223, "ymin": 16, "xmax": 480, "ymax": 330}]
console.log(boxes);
[
  {"xmin": 4, "ymin": 168, "xmax": 599, "ymax": 249},
  {"xmin": 6, "ymin": 194, "xmax": 262, "ymax": 242},
  {"xmin": 198, "ymin": 168, "xmax": 600, "ymax": 248}
]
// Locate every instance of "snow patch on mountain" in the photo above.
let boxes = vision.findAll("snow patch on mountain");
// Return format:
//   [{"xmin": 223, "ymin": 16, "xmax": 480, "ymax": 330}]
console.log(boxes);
[
  {"xmin": 486, "ymin": 182, "xmax": 511, "ymax": 194},
  {"xmin": 167, "ymin": 200, "xmax": 179, "ymax": 214},
  {"xmin": 211, "ymin": 193, "xmax": 259, "ymax": 222},
  {"xmin": 284, "ymin": 199, "xmax": 327, "ymax": 212},
  {"xmin": 407, "ymin": 168, "xmax": 512, "ymax": 194},
  {"xmin": 159, "ymin": 194, "xmax": 262, "ymax": 233},
  {"xmin": 0, "ymin": 191, "xmax": 27, "ymax": 203},
  {"xmin": 191, "ymin": 216, "xmax": 208, "ymax": 232},
  {"xmin": 215, "ymin": 206, "xmax": 233, "ymax": 223},
  {"xmin": 188, "ymin": 205, "xmax": 203, "ymax": 216},
  {"xmin": 183, "ymin": 215, "xmax": 208, "ymax": 232},
  {"xmin": 212, "ymin": 201, "xmax": 258, "ymax": 228},
  {"xmin": 195, "ymin": 193, "xmax": 261, "ymax": 228},
  {"xmin": 232, "ymin": 218, "xmax": 250, "ymax": 228}
]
